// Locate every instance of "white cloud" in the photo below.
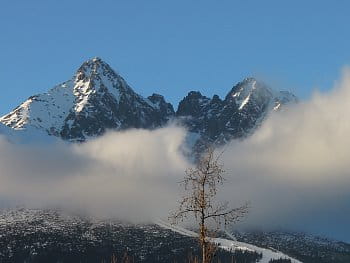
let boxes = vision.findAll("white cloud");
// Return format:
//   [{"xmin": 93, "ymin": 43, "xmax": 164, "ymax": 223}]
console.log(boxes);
[
  {"xmin": 1, "ymin": 69, "xmax": 350, "ymax": 242},
  {"xmin": 218, "ymin": 68, "xmax": 350, "ymax": 241},
  {"xmin": 0, "ymin": 126, "xmax": 190, "ymax": 222}
]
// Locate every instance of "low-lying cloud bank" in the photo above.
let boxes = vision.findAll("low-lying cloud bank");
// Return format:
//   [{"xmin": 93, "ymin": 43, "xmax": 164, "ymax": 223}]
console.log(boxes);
[
  {"xmin": 1, "ymin": 69, "xmax": 350, "ymax": 242},
  {"xmin": 0, "ymin": 127, "xmax": 189, "ymax": 222},
  {"xmin": 219, "ymin": 68, "xmax": 350, "ymax": 241}
]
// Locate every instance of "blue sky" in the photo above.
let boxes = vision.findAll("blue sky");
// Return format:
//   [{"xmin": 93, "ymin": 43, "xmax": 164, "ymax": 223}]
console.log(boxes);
[{"xmin": 1, "ymin": 0, "xmax": 350, "ymax": 115}]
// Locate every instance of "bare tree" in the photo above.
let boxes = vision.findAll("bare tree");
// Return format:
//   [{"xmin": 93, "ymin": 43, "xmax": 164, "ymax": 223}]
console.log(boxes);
[{"xmin": 170, "ymin": 148, "xmax": 249, "ymax": 263}]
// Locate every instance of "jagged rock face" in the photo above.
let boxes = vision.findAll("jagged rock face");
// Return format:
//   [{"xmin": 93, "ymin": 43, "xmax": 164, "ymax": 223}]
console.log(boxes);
[
  {"xmin": 176, "ymin": 92, "xmax": 227, "ymax": 146},
  {"xmin": 60, "ymin": 58, "xmax": 175, "ymax": 141},
  {"xmin": 176, "ymin": 78, "xmax": 297, "ymax": 148},
  {"xmin": 0, "ymin": 58, "xmax": 296, "ymax": 146},
  {"xmin": 0, "ymin": 58, "xmax": 175, "ymax": 142}
]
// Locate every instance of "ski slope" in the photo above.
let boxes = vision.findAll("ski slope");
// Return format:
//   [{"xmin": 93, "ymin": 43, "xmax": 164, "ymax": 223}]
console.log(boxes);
[{"xmin": 156, "ymin": 220, "xmax": 302, "ymax": 263}]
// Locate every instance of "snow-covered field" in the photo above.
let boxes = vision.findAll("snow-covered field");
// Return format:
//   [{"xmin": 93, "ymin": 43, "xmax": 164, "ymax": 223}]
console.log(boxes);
[{"xmin": 156, "ymin": 220, "xmax": 302, "ymax": 263}]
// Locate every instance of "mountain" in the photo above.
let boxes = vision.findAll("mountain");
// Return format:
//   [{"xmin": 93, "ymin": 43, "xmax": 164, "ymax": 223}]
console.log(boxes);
[
  {"xmin": 0, "ymin": 208, "xmax": 348, "ymax": 263},
  {"xmin": 176, "ymin": 78, "xmax": 297, "ymax": 150},
  {"xmin": 0, "ymin": 208, "xmax": 264, "ymax": 263},
  {"xmin": 0, "ymin": 57, "xmax": 296, "ymax": 148},
  {"xmin": 1, "ymin": 59, "xmax": 348, "ymax": 262},
  {"xmin": 0, "ymin": 57, "xmax": 174, "ymax": 142}
]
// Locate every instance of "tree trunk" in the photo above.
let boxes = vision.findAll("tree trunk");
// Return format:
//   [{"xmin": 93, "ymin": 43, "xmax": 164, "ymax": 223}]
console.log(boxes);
[{"xmin": 202, "ymin": 241, "xmax": 206, "ymax": 263}]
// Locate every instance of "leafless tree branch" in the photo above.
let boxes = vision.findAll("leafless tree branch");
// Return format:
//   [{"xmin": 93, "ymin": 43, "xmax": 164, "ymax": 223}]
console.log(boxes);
[{"xmin": 169, "ymin": 147, "xmax": 249, "ymax": 263}]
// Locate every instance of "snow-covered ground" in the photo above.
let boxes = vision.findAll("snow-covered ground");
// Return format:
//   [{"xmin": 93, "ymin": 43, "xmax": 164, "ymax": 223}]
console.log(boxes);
[{"xmin": 156, "ymin": 220, "xmax": 302, "ymax": 263}]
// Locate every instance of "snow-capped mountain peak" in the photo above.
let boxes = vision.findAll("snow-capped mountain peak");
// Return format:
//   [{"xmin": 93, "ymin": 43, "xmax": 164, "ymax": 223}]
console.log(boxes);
[
  {"xmin": 72, "ymin": 57, "xmax": 131, "ymax": 111},
  {"xmin": 229, "ymin": 77, "xmax": 259, "ymax": 98},
  {"xmin": 225, "ymin": 78, "xmax": 274, "ymax": 111},
  {"xmin": 0, "ymin": 58, "xmax": 296, "ymax": 146},
  {"xmin": 0, "ymin": 57, "xmax": 175, "ymax": 141},
  {"xmin": 225, "ymin": 77, "xmax": 297, "ymax": 113},
  {"xmin": 59, "ymin": 58, "xmax": 175, "ymax": 141}
]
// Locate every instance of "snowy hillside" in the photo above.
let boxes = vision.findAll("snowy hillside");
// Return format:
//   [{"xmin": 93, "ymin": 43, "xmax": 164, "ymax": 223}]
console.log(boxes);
[{"xmin": 156, "ymin": 220, "xmax": 301, "ymax": 263}]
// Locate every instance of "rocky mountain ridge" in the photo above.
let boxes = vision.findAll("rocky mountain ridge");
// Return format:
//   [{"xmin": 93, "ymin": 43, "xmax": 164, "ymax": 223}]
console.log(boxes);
[
  {"xmin": 0, "ymin": 58, "xmax": 174, "ymax": 142},
  {"xmin": 0, "ymin": 57, "xmax": 297, "ymax": 148}
]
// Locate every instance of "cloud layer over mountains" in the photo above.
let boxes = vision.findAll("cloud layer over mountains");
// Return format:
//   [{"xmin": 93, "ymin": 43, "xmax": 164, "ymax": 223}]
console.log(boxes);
[
  {"xmin": 1, "ymin": 69, "xmax": 350, "ymax": 241},
  {"xmin": 219, "ymin": 68, "xmax": 350, "ymax": 241},
  {"xmin": 0, "ymin": 127, "xmax": 189, "ymax": 221}
]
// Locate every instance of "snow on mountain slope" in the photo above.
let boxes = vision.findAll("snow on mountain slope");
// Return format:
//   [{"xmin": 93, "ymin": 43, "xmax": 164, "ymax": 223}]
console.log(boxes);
[
  {"xmin": 0, "ymin": 58, "xmax": 296, "ymax": 147},
  {"xmin": 228, "ymin": 78, "xmax": 266, "ymax": 110},
  {"xmin": 0, "ymin": 80, "xmax": 75, "ymax": 136},
  {"xmin": 0, "ymin": 123, "xmax": 55, "ymax": 144},
  {"xmin": 156, "ymin": 220, "xmax": 302, "ymax": 263},
  {"xmin": 225, "ymin": 77, "xmax": 297, "ymax": 116},
  {"xmin": 71, "ymin": 56, "xmax": 132, "ymax": 114},
  {"xmin": 60, "ymin": 58, "xmax": 175, "ymax": 141},
  {"xmin": 0, "ymin": 57, "xmax": 175, "ymax": 142},
  {"xmin": 176, "ymin": 78, "xmax": 297, "ymax": 152}
]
